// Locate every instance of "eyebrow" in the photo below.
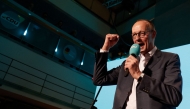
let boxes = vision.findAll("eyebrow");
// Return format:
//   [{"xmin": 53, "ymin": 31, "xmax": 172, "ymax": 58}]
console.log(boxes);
[{"xmin": 132, "ymin": 31, "xmax": 145, "ymax": 34}]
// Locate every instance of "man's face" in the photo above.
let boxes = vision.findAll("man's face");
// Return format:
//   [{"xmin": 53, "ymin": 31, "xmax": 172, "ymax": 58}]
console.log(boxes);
[{"xmin": 132, "ymin": 21, "xmax": 156, "ymax": 55}]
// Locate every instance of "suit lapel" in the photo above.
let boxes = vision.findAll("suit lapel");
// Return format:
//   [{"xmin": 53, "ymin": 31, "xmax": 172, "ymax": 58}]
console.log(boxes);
[{"xmin": 143, "ymin": 49, "xmax": 162, "ymax": 75}]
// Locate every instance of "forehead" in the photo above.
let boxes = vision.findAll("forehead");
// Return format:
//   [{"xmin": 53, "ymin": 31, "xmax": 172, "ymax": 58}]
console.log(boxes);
[{"xmin": 132, "ymin": 21, "xmax": 149, "ymax": 32}]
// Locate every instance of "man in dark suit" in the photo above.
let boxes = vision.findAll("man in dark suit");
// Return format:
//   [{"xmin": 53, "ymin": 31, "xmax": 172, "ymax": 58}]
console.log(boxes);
[{"xmin": 93, "ymin": 19, "xmax": 183, "ymax": 109}]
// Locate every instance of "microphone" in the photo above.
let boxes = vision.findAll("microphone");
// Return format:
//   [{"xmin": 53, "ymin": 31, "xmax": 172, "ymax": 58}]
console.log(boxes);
[
  {"xmin": 129, "ymin": 43, "xmax": 140, "ymax": 58},
  {"xmin": 124, "ymin": 44, "xmax": 140, "ymax": 76}
]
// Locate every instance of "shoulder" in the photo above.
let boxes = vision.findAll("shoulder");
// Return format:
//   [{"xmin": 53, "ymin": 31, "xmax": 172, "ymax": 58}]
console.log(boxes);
[
  {"xmin": 157, "ymin": 49, "xmax": 179, "ymax": 57},
  {"xmin": 158, "ymin": 50, "xmax": 180, "ymax": 62},
  {"xmin": 161, "ymin": 51, "xmax": 178, "ymax": 56}
]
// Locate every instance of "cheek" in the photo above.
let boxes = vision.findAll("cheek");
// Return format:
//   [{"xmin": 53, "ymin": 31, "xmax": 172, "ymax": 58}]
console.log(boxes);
[
  {"xmin": 141, "ymin": 40, "xmax": 149, "ymax": 50},
  {"xmin": 147, "ymin": 39, "xmax": 153, "ymax": 46},
  {"xmin": 141, "ymin": 39, "xmax": 147, "ymax": 45},
  {"xmin": 132, "ymin": 39, "xmax": 135, "ymax": 43}
]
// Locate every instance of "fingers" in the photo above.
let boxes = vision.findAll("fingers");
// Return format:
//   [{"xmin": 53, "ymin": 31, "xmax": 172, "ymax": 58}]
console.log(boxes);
[
  {"xmin": 124, "ymin": 56, "xmax": 131, "ymax": 70},
  {"xmin": 126, "ymin": 55, "xmax": 137, "ymax": 65},
  {"xmin": 127, "ymin": 55, "xmax": 137, "ymax": 61},
  {"xmin": 107, "ymin": 34, "xmax": 119, "ymax": 40},
  {"xmin": 106, "ymin": 34, "xmax": 119, "ymax": 42},
  {"xmin": 124, "ymin": 55, "xmax": 139, "ymax": 72},
  {"xmin": 102, "ymin": 34, "xmax": 119, "ymax": 50}
]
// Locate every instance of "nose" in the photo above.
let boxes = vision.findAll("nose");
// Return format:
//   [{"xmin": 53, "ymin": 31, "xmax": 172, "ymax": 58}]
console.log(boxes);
[
  {"xmin": 133, "ymin": 36, "xmax": 141, "ymax": 44},
  {"xmin": 134, "ymin": 35, "xmax": 141, "ymax": 41}
]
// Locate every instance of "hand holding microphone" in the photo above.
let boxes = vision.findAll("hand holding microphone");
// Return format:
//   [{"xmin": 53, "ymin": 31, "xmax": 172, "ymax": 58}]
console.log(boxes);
[{"xmin": 124, "ymin": 44, "xmax": 141, "ymax": 79}]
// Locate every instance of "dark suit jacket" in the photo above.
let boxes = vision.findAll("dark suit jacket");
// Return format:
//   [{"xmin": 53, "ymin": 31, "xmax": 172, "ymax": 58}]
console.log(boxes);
[{"xmin": 93, "ymin": 49, "xmax": 182, "ymax": 109}]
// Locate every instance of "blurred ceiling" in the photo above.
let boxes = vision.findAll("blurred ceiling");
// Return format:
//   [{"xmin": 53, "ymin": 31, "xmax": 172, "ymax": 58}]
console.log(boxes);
[
  {"xmin": 12, "ymin": 0, "xmax": 156, "ymax": 60},
  {"xmin": 73, "ymin": 0, "xmax": 156, "ymax": 59},
  {"xmin": 75, "ymin": 0, "xmax": 156, "ymax": 26}
]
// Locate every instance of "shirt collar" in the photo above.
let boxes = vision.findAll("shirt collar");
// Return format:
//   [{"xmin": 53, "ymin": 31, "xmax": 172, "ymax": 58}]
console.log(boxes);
[{"xmin": 139, "ymin": 46, "xmax": 157, "ymax": 59}]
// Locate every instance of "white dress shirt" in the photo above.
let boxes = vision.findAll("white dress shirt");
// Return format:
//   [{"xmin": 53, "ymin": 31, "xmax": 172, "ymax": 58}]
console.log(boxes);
[{"xmin": 126, "ymin": 46, "xmax": 157, "ymax": 109}]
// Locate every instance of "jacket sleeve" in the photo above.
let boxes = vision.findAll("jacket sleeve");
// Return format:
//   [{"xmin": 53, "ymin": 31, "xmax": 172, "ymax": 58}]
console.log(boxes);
[
  {"xmin": 92, "ymin": 52, "xmax": 122, "ymax": 86},
  {"xmin": 138, "ymin": 54, "xmax": 183, "ymax": 107}
]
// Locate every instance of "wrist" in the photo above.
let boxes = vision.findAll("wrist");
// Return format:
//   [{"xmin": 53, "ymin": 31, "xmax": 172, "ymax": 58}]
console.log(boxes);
[
  {"xmin": 138, "ymin": 73, "xmax": 144, "ymax": 82},
  {"xmin": 101, "ymin": 44, "xmax": 110, "ymax": 51},
  {"xmin": 100, "ymin": 49, "xmax": 109, "ymax": 53}
]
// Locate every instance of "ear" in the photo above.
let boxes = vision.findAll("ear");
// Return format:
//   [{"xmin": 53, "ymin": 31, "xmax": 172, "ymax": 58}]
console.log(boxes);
[{"xmin": 152, "ymin": 30, "xmax": 157, "ymax": 38}]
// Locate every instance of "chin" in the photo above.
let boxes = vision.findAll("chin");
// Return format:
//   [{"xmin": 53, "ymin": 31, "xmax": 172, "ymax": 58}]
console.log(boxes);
[
  {"xmin": 140, "ymin": 50, "xmax": 146, "ymax": 55},
  {"xmin": 140, "ymin": 48, "xmax": 144, "ymax": 52}
]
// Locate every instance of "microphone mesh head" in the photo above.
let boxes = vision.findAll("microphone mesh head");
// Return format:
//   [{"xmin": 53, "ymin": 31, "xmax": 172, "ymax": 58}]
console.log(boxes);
[{"xmin": 129, "ymin": 44, "xmax": 140, "ymax": 57}]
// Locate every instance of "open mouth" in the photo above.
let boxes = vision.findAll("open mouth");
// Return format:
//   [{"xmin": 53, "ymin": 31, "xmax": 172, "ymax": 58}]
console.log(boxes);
[{"xmin": 139, "ymin": 43, "xmax": 144, "ymax": 47}]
